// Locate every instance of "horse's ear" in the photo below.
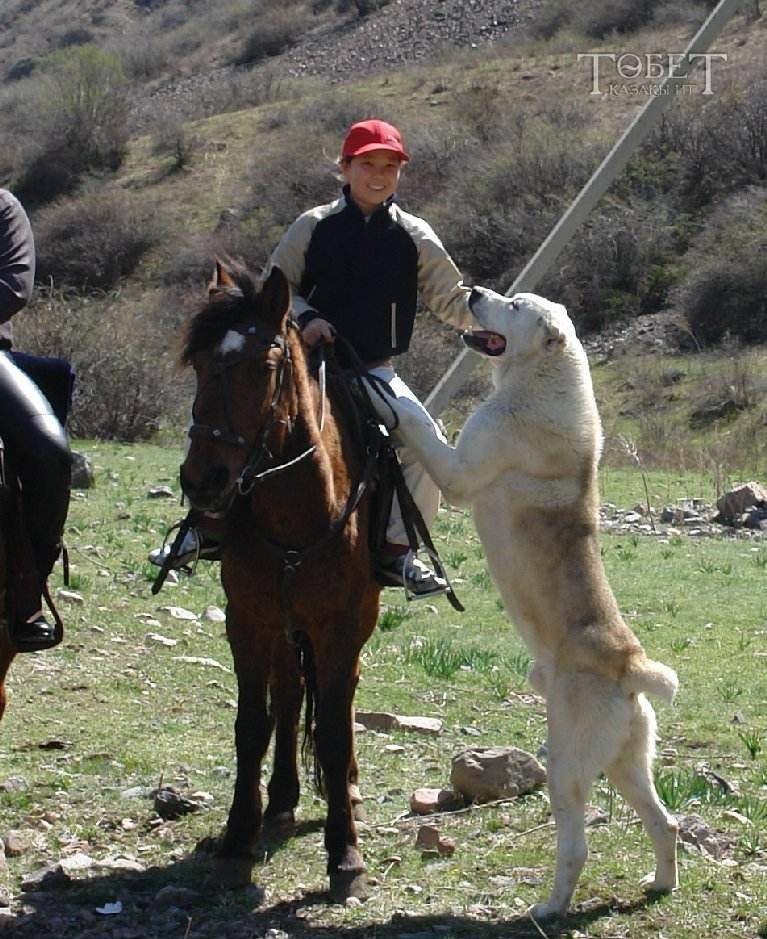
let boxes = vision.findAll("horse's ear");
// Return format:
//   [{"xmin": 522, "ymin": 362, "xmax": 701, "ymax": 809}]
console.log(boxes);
[
  {"xmin": 209, "ymin": 259, "xmax": 237, "ymax": 299},
  {"xmin": 260, "ymin": 265, "xmax": 291, "ymax": 327}
]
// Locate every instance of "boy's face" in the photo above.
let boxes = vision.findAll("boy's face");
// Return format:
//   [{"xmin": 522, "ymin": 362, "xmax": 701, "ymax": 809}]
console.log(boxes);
[{"xmin": 342, "ymin": 149, "xmax": 403, "ymax": 216}]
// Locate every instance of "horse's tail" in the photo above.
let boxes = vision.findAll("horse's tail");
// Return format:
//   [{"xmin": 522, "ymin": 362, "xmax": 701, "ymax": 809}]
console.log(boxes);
[{"xmin": 295, "ymin": 631, "xmax": 324, "ymax": 795}]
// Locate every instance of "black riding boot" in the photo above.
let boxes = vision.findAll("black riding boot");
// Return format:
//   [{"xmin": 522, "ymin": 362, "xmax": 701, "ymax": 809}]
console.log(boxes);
[
  {"xmin": 9, "ymin": 542, "xmax": 61, "ymax": 653},
  {"xmin": 0, "ymin": 352, "xmax": 71, "ymax": 653}
]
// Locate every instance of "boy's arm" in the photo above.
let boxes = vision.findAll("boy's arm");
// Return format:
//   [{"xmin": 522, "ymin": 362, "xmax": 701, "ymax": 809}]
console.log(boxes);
[
  {"xmin": 401, "ymin": 213, "xmax": 475, "ymax": 331},
  {"xmin": 268, "ymin": 211, "xmax": 318, "ymax": 323},
  {"xmin": 0, "ymin": 190, "xmax": 35, "ymax": 323}
]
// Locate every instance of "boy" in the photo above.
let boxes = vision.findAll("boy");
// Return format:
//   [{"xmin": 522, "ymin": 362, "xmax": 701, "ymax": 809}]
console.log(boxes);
[{"xmin": 153, "ymin": 119, "xmax": 475, "ymax": 598}]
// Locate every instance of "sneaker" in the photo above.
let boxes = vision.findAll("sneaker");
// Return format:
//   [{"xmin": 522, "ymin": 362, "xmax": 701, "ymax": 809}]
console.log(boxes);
[
  {"xmin": 149, "ymin": 528, "xmax": 221, "ymax": 569},
  {"xmin": 375, "ymin": 551, "xmax": 448, "ymax": 599}
]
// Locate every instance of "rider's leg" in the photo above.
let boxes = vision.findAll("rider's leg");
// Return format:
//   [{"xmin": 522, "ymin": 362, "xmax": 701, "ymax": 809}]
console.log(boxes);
[
  {"xmin": 0, "ymin": 352, "xmax": 71, "ymax": 652},
  {"xmin": 366, "ymin": 367, "xmax": 448, "ymax": 598}
]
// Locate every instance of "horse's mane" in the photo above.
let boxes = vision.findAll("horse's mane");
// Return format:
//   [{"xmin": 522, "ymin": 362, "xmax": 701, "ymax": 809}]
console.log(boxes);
[{"xmin": 181, "ymin": 265, "xmax": 261, "ymax": 365}]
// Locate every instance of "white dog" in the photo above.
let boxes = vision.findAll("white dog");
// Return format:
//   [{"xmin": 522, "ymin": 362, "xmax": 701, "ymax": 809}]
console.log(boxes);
[{"xmin": 373, "ymin": 288, "xmax": 679, "ymax": 918}]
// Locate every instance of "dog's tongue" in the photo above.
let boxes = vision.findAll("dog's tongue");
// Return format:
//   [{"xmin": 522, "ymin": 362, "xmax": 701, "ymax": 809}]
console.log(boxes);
[{"xmin": 463, "ymin": 329, "xmax": 506, "ymax": 356}]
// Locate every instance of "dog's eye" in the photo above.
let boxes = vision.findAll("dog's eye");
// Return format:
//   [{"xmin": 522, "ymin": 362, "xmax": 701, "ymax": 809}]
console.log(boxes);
[{"xmin": 511, "ymin": 300, "xmax": 519, "ymax": 311}]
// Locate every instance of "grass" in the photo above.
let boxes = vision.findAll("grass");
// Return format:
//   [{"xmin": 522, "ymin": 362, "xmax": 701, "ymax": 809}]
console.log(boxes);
[{"xmin": 0, "ymin": 443, "xmax": 765, "ymax": 938}]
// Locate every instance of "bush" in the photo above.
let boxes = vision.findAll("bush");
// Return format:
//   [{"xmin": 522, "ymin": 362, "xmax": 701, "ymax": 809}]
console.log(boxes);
[
  {"xmin": 33, "ymin": 191, "xmax": 165, "ymax": 291},
  {"xmin": 426, "ymin": 114, "xmax": 600, "ymax": 290},
  {"xmin": 541, "ymin": 201, "xmax": 678, "ymax": 332},
  {"xmin": 234, "ymin": 5, "xmax": 311, "ymax": 66},
  {"xmin": 15, "ymin": 287, "xmax": 190, "ymax": 442},
  {"xmin": 13, "ymin": 45, "xmax": 130, "ymax": 205},
  {"xmin": 675, "ymin": 187, "xmax": 767, "ymax": 345}
]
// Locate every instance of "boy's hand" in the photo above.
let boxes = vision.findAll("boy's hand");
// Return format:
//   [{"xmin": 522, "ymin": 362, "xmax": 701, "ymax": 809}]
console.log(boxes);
[{"xmin": 301, "ymin": 318, "xmax": 336, "ymax": 347}]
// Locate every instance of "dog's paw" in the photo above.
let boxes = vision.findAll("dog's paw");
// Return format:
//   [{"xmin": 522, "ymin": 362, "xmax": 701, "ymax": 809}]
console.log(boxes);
[
  {"xmin": 639, "ymin": 871, "xmax": 677, "ymax": 894},
  {"xmin": 528, "ymin": 900, "xmax": 566, "ymax": 921}
]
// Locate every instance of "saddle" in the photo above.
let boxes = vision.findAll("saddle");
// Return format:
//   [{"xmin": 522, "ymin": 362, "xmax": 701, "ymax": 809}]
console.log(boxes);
[{"xmin": 319, "ymin": 342, "xmax": 464, "ymax": 613}]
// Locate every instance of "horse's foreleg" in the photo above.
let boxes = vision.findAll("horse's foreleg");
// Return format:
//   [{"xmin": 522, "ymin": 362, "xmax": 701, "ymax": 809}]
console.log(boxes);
[
  {"xmin": 214, "ymin": 632, "xmax": 273, "ymax": 888},
  {"xmin": 348, "ymin": 671, "xmax": 365, "ymax": 821},
  {"xmin": 314, "ymin": 654, "xmax": 367, "ymax": 903},
  {"xmin": 263, "ymin": 636, "xmax": 303, "ymax": 837},
  {"xmin": 0, "ymin": 639, "xmax": 15, "ymax": 723}
]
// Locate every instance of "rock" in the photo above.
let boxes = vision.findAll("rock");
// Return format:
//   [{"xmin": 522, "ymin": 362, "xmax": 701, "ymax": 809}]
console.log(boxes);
[
  {"xmin": 70, "ymin": 451, "xmax": 95, "ymax": 489},
  {"xmin": 584, "ymin": 805, "xmax": 609, "ymax": 827},
  {"xmin": 56, "ymin": 589, "xmax": 84, "ymax": 604},
  {"xmin": 354, "ymin": 711, "xmax": 442, "ymax": 735},
  {"xmin": 414, "ymin": 825, "xmax": 441, "ymax": 849},
  {"xmin": 677, "ymin": 814, "xmax": 733, "ymax": 859},
  {"xmin": 716, "ymin": 481, "xmax": 767, "ymax": 523},
  {"xmin": 409, "ymin": 788, "xmax": 464, "ymax": 815},
  {"xmin": 153, "ymin": 786, "xmax": 203, "ymax": 820},
  {"xmin": 437, "ymin": 836, "xmax": 456, "ymax": 857},
  {"xmin": 147, "ymin": 486, "xmax": 175, "ymax": 499},
  {"xmin": 0, "ymin": 777, "xmax": 28, "ymax": 793},
  {"xmin": 145, "ymin": 633, "xmax": 178, "ymax": 647},
  {"xmin": 59, "ymin": 852, "xmax": 94, "ymax": 874},
  {"xmin": 97, "ymin": 856, "xmax": 146, "ymax": 873},
  {"xmin": 21, "ymin": 862, "xmax": 69, "ymax": 891},
  {"xmin": 159, "ymin": 606, "xmax": 198, "ymax": 621},
  {"xmin": 450, "ymin": 746, "xmax": 546, "ymax": 803},
  {"xmin": 397, "ymin": 716, "xmax": 443, "ymax": 735},
  {"xmin": 201, "ymin": 605, "xmax": 226, "ymax": 623},
  {"xmin": 4, "ymin": 830, "xmax": 34, "ymax": 857},
  {"xmin": 172, "ymin": 655, "xmax": 230, "ymax": 672},
  {"xmin": 355, "ymin": 711, "xmax": 398, "ymax": 732}
]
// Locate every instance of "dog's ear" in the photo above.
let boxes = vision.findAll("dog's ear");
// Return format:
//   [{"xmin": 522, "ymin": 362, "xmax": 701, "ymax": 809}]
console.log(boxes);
[{"xmin": 543, "ymin": 320, "xmax": 566, "ymax": 353}]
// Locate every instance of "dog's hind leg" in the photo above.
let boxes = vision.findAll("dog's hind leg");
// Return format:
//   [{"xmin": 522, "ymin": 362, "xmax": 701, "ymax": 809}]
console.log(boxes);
[
  {"xmin": 529, "ymin": 678, "xmax": 602, "ymax": 920},
  {"xmin": 605, "ymin": 695, "xmax": 678, "ymax": 894}
]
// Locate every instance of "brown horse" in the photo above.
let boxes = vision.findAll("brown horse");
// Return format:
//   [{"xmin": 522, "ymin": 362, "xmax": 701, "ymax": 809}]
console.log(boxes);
[{"xmin": 179, "ymin": 261, "xmax": 381, "ymax": 900}]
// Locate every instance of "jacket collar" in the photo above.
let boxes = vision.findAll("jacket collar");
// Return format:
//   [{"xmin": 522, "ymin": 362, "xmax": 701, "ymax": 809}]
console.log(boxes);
[{"xmin": 341, "ymin": 184, "xmax": 396, "ymax": 222}]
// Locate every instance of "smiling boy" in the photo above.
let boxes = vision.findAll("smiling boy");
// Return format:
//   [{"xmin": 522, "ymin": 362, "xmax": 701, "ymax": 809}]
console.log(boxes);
[{"xmin": 270, "ymin": 119, "xmax": 477, "ymax": 597}]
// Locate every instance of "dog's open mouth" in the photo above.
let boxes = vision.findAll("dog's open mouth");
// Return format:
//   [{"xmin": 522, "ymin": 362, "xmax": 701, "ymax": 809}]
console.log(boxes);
[{"xmin": 462, "ymin": 329, "xmax": 506, "ymax": 356}]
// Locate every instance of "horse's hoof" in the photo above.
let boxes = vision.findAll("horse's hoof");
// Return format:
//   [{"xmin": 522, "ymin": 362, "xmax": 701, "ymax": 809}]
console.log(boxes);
[
  {"xmin": 210, "ymin": 855, "xmax": 255, "ymax": 889},
  {"xmin": 329, "ymin": 870, "xmax": 368, "ymax": 904},
  {"xmin": 262, "ymin": 811, "xmax": 296, "ymax": 839}
]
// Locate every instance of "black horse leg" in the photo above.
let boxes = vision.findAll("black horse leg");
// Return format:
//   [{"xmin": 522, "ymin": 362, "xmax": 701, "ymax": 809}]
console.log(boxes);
[
  {"xmin": 214, "ymin": 631, "xmax": 273, "ymax": 887},
  {"xmin": 314, "ymin": 653, "xmax": 367, "ymax": 902},
  {"xmin": 263, "ymin": 636, "xmax": 303, "ymax": 836}
]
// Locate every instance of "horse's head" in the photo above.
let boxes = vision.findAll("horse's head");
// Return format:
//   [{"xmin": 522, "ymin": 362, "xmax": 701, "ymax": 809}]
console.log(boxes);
[{"xmin": 179, "ymin": 261, "xmax": 293, "ymax": 514}]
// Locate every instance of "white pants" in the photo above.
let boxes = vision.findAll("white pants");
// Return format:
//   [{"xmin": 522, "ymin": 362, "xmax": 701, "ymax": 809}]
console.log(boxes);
[{"xmin": 366, "ymin": 366, "xmax": 446, "ymax": 547}]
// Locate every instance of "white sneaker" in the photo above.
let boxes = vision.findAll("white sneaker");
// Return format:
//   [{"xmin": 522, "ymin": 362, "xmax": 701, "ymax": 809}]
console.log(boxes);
[
  {"xmin": 149, "ymin": 529, "xmax": 220, "ymax": 568},
  {"xmin": 375, "ymin": 551, "xmax": 448, "ymax": 599}
]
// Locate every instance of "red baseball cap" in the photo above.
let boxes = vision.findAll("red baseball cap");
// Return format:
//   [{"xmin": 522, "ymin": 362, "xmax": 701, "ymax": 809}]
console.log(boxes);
[{"xmin": 341, "ymin": 119, "xmax": 409, "ymax": 161}]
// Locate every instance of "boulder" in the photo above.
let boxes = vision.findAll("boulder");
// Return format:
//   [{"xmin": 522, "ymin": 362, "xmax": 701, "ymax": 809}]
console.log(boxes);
[
  {"xmin": 451, "ymin": 746, "xmax": 546, "ymax": 802},
  {"xmin": 70, "ymin": 451, "xmax": 94, "ymax": 490},
  {"xmin": 716, "ymin": 481, "xmax": 767, "ymax": 524}
]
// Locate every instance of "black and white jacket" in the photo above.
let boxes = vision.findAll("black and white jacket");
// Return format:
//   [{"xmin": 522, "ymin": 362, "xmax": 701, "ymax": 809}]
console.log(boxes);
[{"xmin": 270, "ymin": 186, "xmax": 472, "ymax": 365}]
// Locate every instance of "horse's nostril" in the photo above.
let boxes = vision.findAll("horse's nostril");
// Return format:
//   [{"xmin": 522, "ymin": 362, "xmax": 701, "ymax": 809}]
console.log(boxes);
[{"xmin": 205, "ymin": 465, "xmax": 230, "ymax": 493}]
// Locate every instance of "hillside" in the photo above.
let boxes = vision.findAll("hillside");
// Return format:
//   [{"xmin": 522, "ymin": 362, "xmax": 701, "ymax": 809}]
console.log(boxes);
[{"xmin": 1, "ymin": 0, "xmax": 766, "ymax": 477}]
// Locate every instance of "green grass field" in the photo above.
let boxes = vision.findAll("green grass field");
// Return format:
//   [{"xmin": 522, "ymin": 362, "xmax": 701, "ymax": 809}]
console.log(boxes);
[{"xmin": 0, "ymin": 441, "xmax": 765, "ymax": 938}]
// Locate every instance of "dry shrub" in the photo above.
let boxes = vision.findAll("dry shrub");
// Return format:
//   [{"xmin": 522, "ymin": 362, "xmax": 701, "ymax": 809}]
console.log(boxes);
[
  {"xmin": 674, "ymin": 187, "xmax": 767, "ymax": 345},
  {"xmin": 33, "ymin": 191, "xmax": 165, "ymax": 292},
  {"xmin": 13, "ymin": 45, "xmax": 130, "ymax": 205},
  {"xmin": 235, "ymin": 4, "xmax": 312, "ymax": 66},
  {"xmin": 15, "ymin": 287, "xmax": 191, "ymax": 441}
]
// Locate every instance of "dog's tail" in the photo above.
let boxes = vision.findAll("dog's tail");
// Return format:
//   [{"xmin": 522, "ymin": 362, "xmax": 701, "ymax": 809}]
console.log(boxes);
[{"xmin": 622, "ymin": 656, "xmax": 679, "ymax": 705}]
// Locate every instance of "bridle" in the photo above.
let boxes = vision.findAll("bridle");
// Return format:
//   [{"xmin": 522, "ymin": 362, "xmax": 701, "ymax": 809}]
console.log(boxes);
[{"xmin": 186, "ymin": 318, "xmax": 324, "ymax": 514}]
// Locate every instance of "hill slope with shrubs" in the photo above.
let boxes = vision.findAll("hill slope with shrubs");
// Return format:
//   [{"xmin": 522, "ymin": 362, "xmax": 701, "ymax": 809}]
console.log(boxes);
[{"xmin": 1, "ymin": 0, "xmax": 765, "ymax": 479}]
